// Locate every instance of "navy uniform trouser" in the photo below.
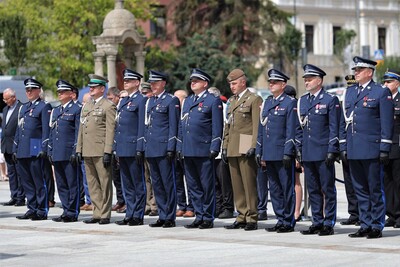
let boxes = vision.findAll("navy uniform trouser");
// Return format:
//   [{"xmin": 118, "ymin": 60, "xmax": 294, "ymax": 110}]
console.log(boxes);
[
  {"xmin": 147, "ymin": 156, "xmax": 177, "ymax": 221},
  {"xmin": 266, "ymin": 160, "xmax": 295, "ymax": 227},
  {"xmin": 175, "ymin": 160, "xmax": 194, "ymax": 212},
  {"xmin": 342, "ymin": 160, "xmax": 359, "ymax": 221},
  {"xmin": 4, "ymin": 153, "xmax": 25, "ymax": 202},
  {"xmin": 53, "ymin": 161, "xmax": 80, "ymax": 218},
  {"xmin": 256, "ymin": 168, "xmax": 269, "ymax": 214},
  {"xmin": 384, "ymin": 158, "xmax": 400, "ymax": 223},
  {"xmin": 349, "ymin": 159, "xmax": 385, "ymax": 230},
  {"xmin": 119, "ymin": 157, "xmax": 146, "ymax": 220},
  {"xmin": 184, "ymin": 157, "xmax": 216, "ymax": 222},
  {"xmin": 18, "ymin": 157, "xmax": 48, "ymax": 217},
  {"xmin": 303, "ymin": 160, "xmax": 337, "ymax": 227}
]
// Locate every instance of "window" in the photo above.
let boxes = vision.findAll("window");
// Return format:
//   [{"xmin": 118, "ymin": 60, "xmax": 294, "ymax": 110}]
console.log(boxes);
[
  {"xmin": 305, "ymin": 25, "xmax": 314, "ymax": 53},
  {"xmin": 333, "ymin": 26, "xmax": 341, "ymax": 47},
  {"xmin": 378, "ymin": 27, "xmax": 386, "ymax": 52},
  {"xmin": 150, "ymin": 5, "xmax": 166, "ymax": 39}
]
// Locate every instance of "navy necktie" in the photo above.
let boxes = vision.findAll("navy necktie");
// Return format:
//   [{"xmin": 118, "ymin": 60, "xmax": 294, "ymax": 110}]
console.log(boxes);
[{"xmin": 357, "ymin": 86, "xmax": 363, "ymax": 96}]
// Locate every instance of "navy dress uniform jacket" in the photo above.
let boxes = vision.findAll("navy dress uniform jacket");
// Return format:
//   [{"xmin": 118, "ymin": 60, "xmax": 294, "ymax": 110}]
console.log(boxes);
[
  {"xmin": 114, "ymin": 91, "xmax": 147, "ymax": 220},
  {"xmin": 48, "ymin": 101, "xmax": 81, "ymax": 161},
  {"xmin": 144, "ymin": 93, "xmax": 180, "ymax": 157},
  {"xmin": 114, "ymin": 91, "xmax": 147, "ymax": 156},
  {"xmin": 13, "ymin": 100, "xmax": 52, "ymax": 157},
  {"xmin": 343, "ymin": 81, "xmax": 394, "ymax": 159},
  {"xmin": 177, "ymin": 93, "xmax": 223, "ymax": 156},
  {"xmin": 296, "ymin": 90, "xmax": 341, "ymax": 161},
  {"xmin": 256, "ymin": 93, "xmax": 297, "ymax": 160}
]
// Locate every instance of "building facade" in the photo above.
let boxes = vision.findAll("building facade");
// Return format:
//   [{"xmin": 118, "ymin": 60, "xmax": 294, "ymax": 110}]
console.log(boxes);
[{"xmin": 271, "ymin": 0, "xmax": 400, "ymax": 91}]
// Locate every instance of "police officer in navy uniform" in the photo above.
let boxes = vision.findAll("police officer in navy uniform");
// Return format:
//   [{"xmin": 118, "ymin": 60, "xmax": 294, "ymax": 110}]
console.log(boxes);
[
  {"xmin": 256, "ymin": 69, "xmax": 297, "ymax": 233},
  {"xmin": 49, "ymin": 80, "xmax": 81, "ymax": 222},
  {"xmin": 114, "ymin": 69, "xmax": 148, "ymax": 226},
  {"xmin": 296, "ymin": 64, "xmax": 340, "ymax": 236},
  {"xmin": 343, "ymin": 56, "xmax": 394, "ymax": 239},
  {"xmin": 14, "ymin": 78, "xmax": 52, "ymax": 220},
  {"xmin": 145, "ymin": 70, "xmax": 180, "ymax": 228},
  {"xmin": 382, "ymin": 69, "xmax": 400, "ymax": 228},
  {"xmin": 177, "ymin": 68, "xmax": 223, "ymax": 229},
  {"xmin": 340, "ymin": 75, "xmax": 360, "ymax": 226}
]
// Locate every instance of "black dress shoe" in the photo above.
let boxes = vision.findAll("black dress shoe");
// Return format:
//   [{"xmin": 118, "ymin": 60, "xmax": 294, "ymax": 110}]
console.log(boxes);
[
  {"xmin": 199, "ymin": 221, "xmax": 213, "ymax": 229},
  {"xmin": 385, "ymin": 218, "xmax": 396, "ymax": 227},
  {"xmin": 162, "ymin": 220, "xmax": 176, "ymax": 228},
  {"xmin": 148, "ymin": 210, "xmax": 159, "ymax": 216},
  {"xmin": 348, "ymin": 228, "xmax": 371, "ymax": 238},
  {"xmin": 295, "ymin": 216, "xmax": 302, "ymax": 222},
  {"xmin": 14, "ymin": 201, "xmax": 26, "ymax": 206},
  {"xmin": 366, "ymin": 229, "xmax": 382, "ymax": 239},
  {"xmin": 115, "ymin": 218, "xmax": 132, "ymax": 225},
  {"xmin": 63, "ymin": 216, "xmax": 78, "ymax": 223},
  {"xmin": 340, "ymin": 218, "xmax": 359, "ymax": 225},
  {"xmin": 265, "ymin": 224, "xmax": 283, "ymax": 232},
  {"xmin": 149, "ymin": 219, "xmax": 165, "ymax": 227},
  {"xmin": 258, "ymin": 212, "xmax": 268, "ymax": 221},
  {"xmin": 16, "ymin": 212, "xmax": 35, "ymax": 220},
  {"xmin": 185, "ymin": 220, "xmax": 203, "ymax": 229},
  {"xmin": 218, "ymin": 210, "xmax": 234, "ymax": 219},
  {"xmin": 277, "ymin": 225, "xmax": 294, "ymax": 233},
  {"xmin": 394, "ymin": 223, "xmax": 400, "ymax": 228},
  {"xmin": 355, "ymin": 221, "xmax": 361, "ymax": 226},
  {"xmin": 224, "ymin": 221, "xmax": 246, "ymax": 229},
  {"xmin": 3, "ymin": 199, "xmax": 17, "ymax": 206},
  {"xmin": 244, "ymin": 222, "xmax": 258, "ymax": 231},
  {"xmin": 52, "ymin": 216, "xmax": 65, "ymax": 222},
  {"xmin": 128, "ymin": 218, "xmax": 144, "ymax": 226},
  {"xmin": 300, "ymin": 225, "xmax": 323, "ymax": 235},
  {"xmin": 83, "ymin": 218, "xmax": 100, "ymax": 224},
  {"xmin": 318, "ymin": 226, "xmax": 334, "ymax": 236},
  {"xmin": 31, "ymin": 214, "xmax": 47, "ymax": 221},
  {"xmin": 98, "ymin": 218, "xmax": 110, "ymax": 225}
]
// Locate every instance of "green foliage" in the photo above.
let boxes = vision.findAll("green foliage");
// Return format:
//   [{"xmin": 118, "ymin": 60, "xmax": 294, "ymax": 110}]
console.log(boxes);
[
  {"xmin": 170, "ymin": 30, "xmax": 260, "ymax": 95},
  {"xmin": 376, "ymin": 56, "xmax": 400, "ymax": 83},
  {"xmin": 276, "ymin": 24, "xmax": 302, "ymax": 71},
  {"xmin": 0, "ymin": 0, "xmax": 154, "ymax": 93},
  {"xmin": 333, "ymin": 29, "xmax": 357, "ymax": 60},
  {"xmin": 0, "ymin": 14, "xmax": 27, "ymax": 73},
  {"xmin": 173, "ymin": 0, "xmax": 290, "ymax": 58}
]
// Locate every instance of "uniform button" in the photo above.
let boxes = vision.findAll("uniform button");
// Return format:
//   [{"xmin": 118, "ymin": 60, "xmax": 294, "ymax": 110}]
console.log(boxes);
[
  {"xmin": 354, "ymin": 131, "xmax": 357, "ymax": 133},
  {"xmin": 267, "ymin": 135, "xmax": 269, "ymax": 138},
  {"xmin": 309, "ymin": 135, "xmax": 311, "ymax": 138}
]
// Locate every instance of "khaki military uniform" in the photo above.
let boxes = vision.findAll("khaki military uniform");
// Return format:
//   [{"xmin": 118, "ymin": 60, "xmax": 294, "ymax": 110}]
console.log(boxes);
[
  {"xmin": 76, "ymin": 97, "xmax": 116, "ymax": 219},
  {"xmin": 223, "ymin": 89, "xmax": 262, "ymax": 223}
]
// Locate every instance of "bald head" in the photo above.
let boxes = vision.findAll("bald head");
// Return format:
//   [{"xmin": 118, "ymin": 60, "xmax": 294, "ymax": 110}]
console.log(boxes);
[{"xmin": 174, "ymin": 90, "xmax": 188, "ymax": 105}]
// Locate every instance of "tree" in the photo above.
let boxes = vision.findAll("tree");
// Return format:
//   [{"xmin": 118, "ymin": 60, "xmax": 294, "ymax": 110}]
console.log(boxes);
[
  {"xmin": 276, "ymin": 24, "xmax": 303, "ymax": 74},
  {"xmin": 172, "ymin": 0, "xmax": 292, "ymax": 61},
  {"xmin": 333, "ymin": 29, "xmax": 357, "ymax": 61},
  {"xmin": 0, "ymin": 15, "xmax": 27, "ymax": 74},
  {"xmin": 376, "ymin": 56, "xmax": 400, "ymax": 83},
  {"xmin": 167, "ymin": 29, "xmax": 257, "ymax": 95},
  {"xmin": 0, "ymin": 0, "xmax": 154, "ymax": 92}
]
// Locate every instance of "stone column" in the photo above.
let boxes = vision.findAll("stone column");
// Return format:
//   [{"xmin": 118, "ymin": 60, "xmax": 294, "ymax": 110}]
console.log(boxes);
[
  {"xmin": 135, "ymin": 51, "xmax": 146, "ymax": 78},
  {"xmin": 106, "ymin": 52, "xmax": 118, "ymax": 88},
  {"xmin": 93, "ymin": 52, "xmax": 104, "ymax": 77}
]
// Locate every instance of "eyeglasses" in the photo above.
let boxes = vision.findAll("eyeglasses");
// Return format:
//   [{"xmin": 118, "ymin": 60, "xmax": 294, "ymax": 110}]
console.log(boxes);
[{"xmin": 3, "ymin": 96, "xmax": 14, "ymax": 101}]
